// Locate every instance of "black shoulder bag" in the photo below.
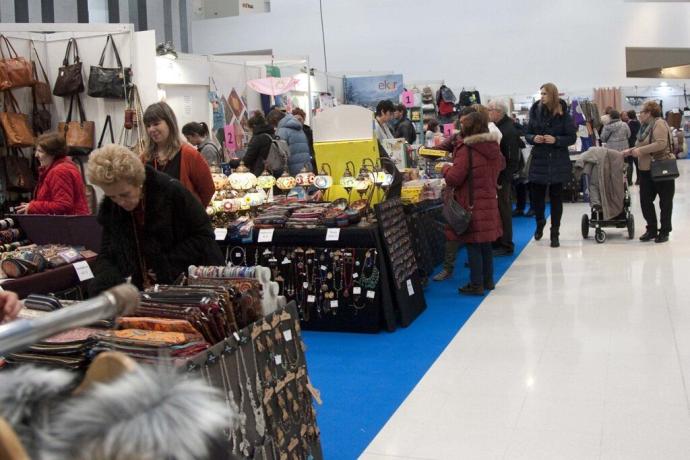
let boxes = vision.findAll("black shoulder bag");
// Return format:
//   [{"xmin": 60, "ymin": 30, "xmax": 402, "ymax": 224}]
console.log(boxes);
[
  {"xmin": 87, "ymin": 34, "xmax": 131, "ymax": 99},
  {"xmin": 442, "ymin": 146, "xmax": 474, "ymax": 234},
  {"xmin": 650, "ymin": 120, "xmax": 680, "ymax": 182}
]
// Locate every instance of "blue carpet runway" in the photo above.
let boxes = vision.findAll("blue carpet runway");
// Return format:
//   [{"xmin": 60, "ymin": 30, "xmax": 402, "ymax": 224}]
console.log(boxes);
[{"xmin": 302, "ymin": 214, "xmax": 541, "ymax": 459}]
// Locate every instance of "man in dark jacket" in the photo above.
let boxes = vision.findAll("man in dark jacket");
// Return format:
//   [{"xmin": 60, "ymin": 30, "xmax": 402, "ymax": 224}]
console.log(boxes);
[
  {"xmin": 625, "ymin": 109, "xmax": 641, "ymax": 185},
  {"xmin": 394, "ymin": 103, "xmax": 418, "ymax": 144},
  {"xmin": 489, "ymin": 99, "xmax": 521, "ymax": 255}
]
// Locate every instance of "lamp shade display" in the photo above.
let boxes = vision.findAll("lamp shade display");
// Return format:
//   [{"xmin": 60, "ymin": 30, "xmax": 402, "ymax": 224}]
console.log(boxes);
[
  {"xmin": 228, "ymin": 161, "xmax": 257, "ymax": 191},
  {"xmin": 257, "ymin": 171, "xmax": 277, "ymax": 190},
  {"xmin": 295, "ymin": 166, "xmax": 315, "ymax": 187},
  {"xmin": 276, "ymin": 171, "xmax": 297, "ymax": 191}
]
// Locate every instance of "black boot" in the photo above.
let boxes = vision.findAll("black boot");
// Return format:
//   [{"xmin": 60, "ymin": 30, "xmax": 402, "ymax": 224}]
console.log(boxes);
[
  {"xmin": 550, "ymin": 227, "xmax": 560, "ymax": 248},
  {"xmin": 639, "ymin": 228, "xmax": 658, "ymax": 242},
  {"xmin": 534, "ymin": 219, "xmax": 546, "ymax": 241}
]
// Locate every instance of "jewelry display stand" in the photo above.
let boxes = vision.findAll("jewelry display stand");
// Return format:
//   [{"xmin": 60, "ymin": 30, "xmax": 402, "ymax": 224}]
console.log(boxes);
[
  {"xmin": 185, "ymin": 302, "xmax": 323, "ymax": 460},
  {"xmin": 374, "ymin": 198, "xmax": 428, "ymax": 327},
  {"xmin": 403, "ymin": 199, "xmax": 445, "ymax": 281}
]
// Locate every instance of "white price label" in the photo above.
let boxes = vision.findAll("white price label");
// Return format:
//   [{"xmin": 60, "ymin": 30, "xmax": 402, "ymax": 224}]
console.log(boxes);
[
  {"xmin": 282, "ymin": 258, "xmax": 291, "ymax": 265},
  {"xmin": 258, "ymin": 228, "xmax": 275, "ymax": 243},
  {"xmin": 325, "ymin": 228, "xmax": 341, "ymax": 241},
  {"xmin": 366, "ymin": 290, "xmax": 376, "ymax": 299},
  {"xmin": 353, "ymin": 287, "xmax": 362, "ymax": 295},
  {"xmin": 274, "ymin": 354, "xmax": 282, "ymax": 365},
  {"xmin": 352, "ymin": 273, "xmax": 359, "ymax": 279},
  {"xmin": 283, "ymin": 329, "xmax": 293, "ymax": 342},
  {"xmin": 214, "ymin": 228, "xmax": 228, "ymax": 241},
  {"xmin": 233, "ymin": 332, "xmax": 241, "ymax": 341},
  {"xmin": 73, "ymin": 261, "xmax": 94, "ymax": 281},
  {"xmin": 407, "ymin": 279, "xmax": 415, "ymax": 297},
  {"xmin": 330, "ymin": 300, "xmax": 339, "ymax": 308},
  {"xmin": 303, "ymin": 282, "xmax": 309, "ymax": 289},
  {"xmin": 320, "ymin": 265, "xmax": 327, "ymax": 271},
  {"xmin": 307, "ymin": 295, "xmax": 316, "ymax": 303}
]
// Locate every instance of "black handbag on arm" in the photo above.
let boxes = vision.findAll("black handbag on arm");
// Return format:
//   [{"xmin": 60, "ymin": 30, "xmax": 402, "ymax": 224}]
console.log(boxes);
[
  {"xmin": 87, "ymin": 34, "xmax": 131, "ymax": 99},
  {"xmin": 442, "ymin": 146, "xmax": 474, "ymax": 235},
  {"xmin": 650, "ymin": 120, "xmax": 680, "ymax": 182},
  {"xmin": 53, "ymin": 38, "xmax": 84, "ymax": 97}
]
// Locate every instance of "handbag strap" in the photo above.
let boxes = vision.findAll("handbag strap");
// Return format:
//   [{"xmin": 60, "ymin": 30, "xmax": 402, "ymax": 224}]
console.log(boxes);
[
  {"xmin": 29, "ymin": 40, "xmax": 50, "ymax": 85},
  {"xmin": 98, "ymin": 115, "xmax": 115, "ymax": 147},
  {"xmin": 98, "ymin": 34, "xmax": 123, "ymax": 68},
  {"xmin": 0, "ymin": 35, "xmax": 19, "ymax": 59},
  {"xmin": 65, "ymin": 94, "xmax": 87, "ymax": 123},
  {"xmin": 62, "ymin": 38, "xmax": 80, "ymax": 66},
  {"xmin": 3, "ymin": 91, "xmax": 21, "ymax": 114}
]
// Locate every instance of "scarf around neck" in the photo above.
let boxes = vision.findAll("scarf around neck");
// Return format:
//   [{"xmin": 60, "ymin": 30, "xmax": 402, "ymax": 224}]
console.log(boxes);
[{"xmin": 637, "ymin": 118, "xmax": 656, "ymax": 143}]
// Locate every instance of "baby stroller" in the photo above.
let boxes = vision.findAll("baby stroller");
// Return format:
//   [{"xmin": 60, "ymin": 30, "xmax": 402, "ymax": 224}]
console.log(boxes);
[{"xmin": 575, "ymin": 147, "xmax": 634, "ymax": 244}]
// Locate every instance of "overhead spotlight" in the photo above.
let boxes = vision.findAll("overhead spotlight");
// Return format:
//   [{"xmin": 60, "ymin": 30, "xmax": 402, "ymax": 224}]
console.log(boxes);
[
  {"xmin": 156, "ymin": 42, "xmax": 178, "ymax": 60},
  {"xmin": 660, "ymin": 81, "xmax": 668, "ymax": 87}
]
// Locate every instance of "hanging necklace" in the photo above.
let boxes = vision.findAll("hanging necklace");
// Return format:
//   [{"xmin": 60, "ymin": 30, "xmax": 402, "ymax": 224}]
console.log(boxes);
[
  {"xmin": 236, "ymin": 336, "xmax": 266, "ymax": 438},
  {"xmin": 360, "ymin": 249, "xmax": 380, "ymax": 290}
]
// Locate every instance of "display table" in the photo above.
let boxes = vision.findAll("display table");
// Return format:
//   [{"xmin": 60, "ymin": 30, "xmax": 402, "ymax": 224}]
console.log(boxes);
[
  {"xmin": 13, "ymin": 215, "xmax": 102, "ymax": 252},
  {"xmin": 0, "ymin": 258, "xmax": 97, "ymax": 299}
]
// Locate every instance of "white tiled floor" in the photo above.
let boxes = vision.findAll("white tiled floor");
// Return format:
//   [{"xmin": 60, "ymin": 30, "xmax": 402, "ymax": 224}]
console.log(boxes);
[{"xmin": 360, "ymin": 162, "xmax": 690, "ymax": 460}]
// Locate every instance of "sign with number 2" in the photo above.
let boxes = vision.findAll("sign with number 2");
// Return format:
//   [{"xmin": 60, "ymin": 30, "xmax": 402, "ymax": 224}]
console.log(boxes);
[{"xmin": 224, "ymin": 124, "xmax": 236, "ymax": 154}]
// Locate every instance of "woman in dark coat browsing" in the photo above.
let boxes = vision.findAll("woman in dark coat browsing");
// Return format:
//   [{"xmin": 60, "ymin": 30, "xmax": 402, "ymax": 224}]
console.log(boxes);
[
  {"xmin": 87, "ymin": 144, "xmax": 223, "ymax": 295},
  {"xmin": 525, "ymin": 82, "xmax": 577, "ymax": 247},
  {"xmin": 442, "ymin": 111, "xmax": 505, "ymax": 295}
]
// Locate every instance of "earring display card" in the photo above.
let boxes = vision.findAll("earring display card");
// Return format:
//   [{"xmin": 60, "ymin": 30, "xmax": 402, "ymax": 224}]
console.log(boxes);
[
  {"xmin": 185, "ymin": 302, "xmax": 323, "ymax": 460},
  {"xmin": 375, "ymin": 198, "xmax": 427, "ymax": 327},
  {"xmin": 404, "ymin": 200, "xmax": 445, "ymax": 280}
]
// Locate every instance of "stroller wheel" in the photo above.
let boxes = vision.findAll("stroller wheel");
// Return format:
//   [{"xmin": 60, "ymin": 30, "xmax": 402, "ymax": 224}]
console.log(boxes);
[
  {"xmin": 595, "ymin": 229, "xmax": 607, "ymax": 244},
  {"xmin": 627, "ymin": 214, "xmax": 635, "ymax": 239},
  {"xmin": 581, "ymin": 214, "xmax": 590, "ymax": 239}
]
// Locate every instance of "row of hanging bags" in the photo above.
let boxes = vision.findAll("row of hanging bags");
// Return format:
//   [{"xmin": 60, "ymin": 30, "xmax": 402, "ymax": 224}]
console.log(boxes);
[{"xmin": 0, "ymin": 35, "xmax": 32, "ymax": 91}]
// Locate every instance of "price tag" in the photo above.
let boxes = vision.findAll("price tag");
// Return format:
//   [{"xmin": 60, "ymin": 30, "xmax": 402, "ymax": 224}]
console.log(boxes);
[
  {"xmin": 402, "ymin": 90, "xmax": 415, "ymax": 108},
  {"xmin": 443, "ymin": 123, "xmax": 454, "ymax": 138},
  {"xmin": 353, "ymin": 287, "xmax": 362, "ymax": 295},
  {"xmin": 73, "ymin": 261, "xmax": 94, "ymax": 281},
  {"xmin": 258, "ymin": 228, "xmax": 275, "ymax": 243},
  {"xmin": 282, "ymin": 258, "xmax": 291, "ymax": 265},
  {"xmin": 235, "ymin": 252, "xmax": 242, "ymax": 258},
  {"xmin": 330, "ymin": 300, "xmax": 339, "ymax": 308},
  {"xmin": 366, "ymin": 290, "xmax": 376, "ymax": 299},
  {"xmin": 233, "ymin": 331, "xmax": 241, "ymax": 341},
  {"xmin": 274, "ymin": 354, "xmax": 282, "ymax": 365},
  {"xmin": 283, "ymin": 329, "xmax": 293, "ymax": 342},
  {"xmin": 307, "ymin": 295, "xmax": 316, "ymax": 303},
  {"xmin": 352, "ymin": 273, "xmax": 359, "ymax": 279},
  {"xmin": 303, "ymin": 282, "xmax": 309, "ymax": 289},
  {"xmin": 325, "ymin": 228, "xmax": 340, "ymax": 241},
  {"xmin": 214, "ymin": 228, "xmax": 228, "ymax": 241},
  {"xmin": 407, "ymin": 279, "xmax": 415, "ymax": 296},
  {"xmin": 320, "ymin": 265, "xmax": 327, "ymax": 271}
]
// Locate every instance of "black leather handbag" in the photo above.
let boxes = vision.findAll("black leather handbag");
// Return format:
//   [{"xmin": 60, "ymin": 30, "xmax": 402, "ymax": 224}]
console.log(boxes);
[
  {"xmin": 87, "ymin": 34, "xmax": 131, "ymax": 99},
  {"xmin": 53, "ymin": 38, "xmax": 84, "ymax": 97},
  {"xmin": 442, "ymin": 147, "xmax": 474, "ymax": 235},
  {"xmin": 650, "ymin": 121, "xmax": 680, "ymax": 182}
]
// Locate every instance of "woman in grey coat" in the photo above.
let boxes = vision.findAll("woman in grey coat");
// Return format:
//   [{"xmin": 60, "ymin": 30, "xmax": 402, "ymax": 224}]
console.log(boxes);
[
  {"xmin": 267, "ymin": 110, "xmax": 312, "ymax": 175},
  {"xmin": 600, "ymin": 110, "xmax": 631, "ymax": 152}
]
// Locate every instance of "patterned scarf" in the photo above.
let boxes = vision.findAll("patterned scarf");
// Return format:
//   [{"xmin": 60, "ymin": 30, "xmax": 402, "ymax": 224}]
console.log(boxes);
[{"xmin": 637, "ymin": 118, "xmax": 656, "ymax": 143}]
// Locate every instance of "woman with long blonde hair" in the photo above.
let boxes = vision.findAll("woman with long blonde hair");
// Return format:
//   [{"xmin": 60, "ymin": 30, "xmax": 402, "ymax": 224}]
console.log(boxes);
[
  {"xmin": 142, "ymin": 102, "xmax": 215, "ymax": 207},
  {"xmin": 525, "ymin": 82, "xmax": 577, "ymax": 248}
]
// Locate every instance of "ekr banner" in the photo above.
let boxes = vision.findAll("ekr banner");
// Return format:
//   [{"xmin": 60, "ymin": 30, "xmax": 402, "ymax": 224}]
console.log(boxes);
[{"xmin": 344, "ymin": 74, "xmax": 404, "ymax": 109}]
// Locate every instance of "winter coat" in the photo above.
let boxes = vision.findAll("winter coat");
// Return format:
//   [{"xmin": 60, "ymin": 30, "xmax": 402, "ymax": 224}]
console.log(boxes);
[
  {"xmin": 89, "ymin": 166, "xmax": 224, "ymax": 295},
  {"xmin": 600, "ymin": 119, "xmax": 630, "ymax": 152},
  {"xmin": 634, "ymin": 118, "xmax": 675, "ymax": 171},
  {"xmin": 276, "ymin": 114, "xmax": 311, "ymax": 175},
  {"xmin": 627, "ymin": 119, "xmax": 641, "ymax": 148},
  {"xmin": 495, "ymin": 115, "xmax": 522, "ymax": 181},
  {"xmin": 28, "ymin": 157, "xmax": 89, "ymax": 215},
  {"xmin": 442, "ymin": 132, "xmax": 505, "ymax": 243},
  {"xmin": 526, "ymin": 100, "xmax": 577, "ymax": 184},
  {"xmin": 375, "ymin": 118, "xmax": 395, "ymax": 144},
  {"xmin": 197, "ymin": 137, "xmax": 223, "ymax": 167},
  {"xmin": 575, "ymin": 147, "xmax": 626, "ymax": 220},
  {"xmin": 243, "ymin": 124, "xmax": 276, "ymax": 177},
  {"xmin": 395, "ymin": 117, "xmax": 417, "ymax": 144}
]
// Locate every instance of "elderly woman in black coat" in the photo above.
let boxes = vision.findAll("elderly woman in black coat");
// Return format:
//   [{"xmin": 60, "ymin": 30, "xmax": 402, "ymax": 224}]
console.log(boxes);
[
  {"xmin": 525, "ymin": 82, "xmax": 577, "ymax": 248},
  {"xmin": 87, "ymin": 144, "xmax": 223, "ymax": 294}
]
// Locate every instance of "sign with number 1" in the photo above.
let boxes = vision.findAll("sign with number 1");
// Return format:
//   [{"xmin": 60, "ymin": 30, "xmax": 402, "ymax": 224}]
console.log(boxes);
[
  {"xmin": 402, "ymin": 90, "xmax": 415, "ymax": 108},
  {"xmin": 443, "ymin": 123, "xmax": 454, "ymax": 138}
]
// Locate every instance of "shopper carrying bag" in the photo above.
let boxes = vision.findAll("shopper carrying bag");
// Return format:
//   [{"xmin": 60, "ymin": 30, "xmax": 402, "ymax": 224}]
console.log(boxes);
[
  {"xmin": 0, "ymin": 91, "xmax": 35, "ymax": 148},
  {"xmin": 53, "ymin": 38, "xmax": 84, "ymax": 97},
  {"xmin": 87, "ymin": 34, "xmax": 132, "ymax": 99},
  {"xmin": 0, "ymin": 35, "xmax": 32, "ymax": 90},
  {"xmin": 58, "ymin": 94, "xmax": 94, "ymax": 155}
]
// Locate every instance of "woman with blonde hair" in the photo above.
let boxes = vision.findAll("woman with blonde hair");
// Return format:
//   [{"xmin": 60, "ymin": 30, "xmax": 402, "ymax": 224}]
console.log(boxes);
[
  {"xmin": 525, "ymin": 82, "xmax": 577, "ymax": 247},
  {"xmin": 623, "ymin": 100, "xmax": 676, "ymax": 243},
  {"xmin": 87, "ymin": 144, "xmax": 223, "ymax": 294},
  {"xmin": 142, "ymin": 102, "xmax": 215, "ymax": 206}
]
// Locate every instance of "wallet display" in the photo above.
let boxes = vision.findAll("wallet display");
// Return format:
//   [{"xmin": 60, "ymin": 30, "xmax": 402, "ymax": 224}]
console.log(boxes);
[
  {"xmin": 0, "ymin": 244, "xmax": 97, "ymax": 279},
  {"xmin": 5, "ymin": 326, "xmax": 102, "ymax": 370}
]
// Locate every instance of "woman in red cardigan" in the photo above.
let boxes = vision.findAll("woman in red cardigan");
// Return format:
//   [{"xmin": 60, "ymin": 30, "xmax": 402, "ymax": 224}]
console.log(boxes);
[
  {"xmin": 442, "ymin": 112, "xmax": 505, "ymax": 295},
  {"xmin": 16, "ymin": 132, "xmax": 89, "ymax": 216},
  {"xmin": 142, "ymin": 102, "xmax": 215, "ymax": 207}
]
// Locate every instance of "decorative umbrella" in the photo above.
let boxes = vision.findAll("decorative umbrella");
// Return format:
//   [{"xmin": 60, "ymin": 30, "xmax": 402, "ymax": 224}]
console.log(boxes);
[{"xmin": 247, "ymin": 76, "xmax": 300, "ymax": 96}]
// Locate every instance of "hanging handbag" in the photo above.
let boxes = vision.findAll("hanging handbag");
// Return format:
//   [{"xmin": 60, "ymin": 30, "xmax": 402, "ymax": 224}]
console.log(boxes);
[
  {"xmin": 57, "ymin": 94, "xmax": 94, "ymax": 155},
  {"xmin": 4, "ymin": 147, "xmax": 36, "ymax": 193},
  {"xmin": 118, "ymin": 84, "xmax": 146, "ymax": 155},
  {"xmin": 650, "ymin": 120, "xmax": 680, "ymax": 182},
  {"xmin": 98, "ymin": 115, "xmax": 115, "ymax": 148},
  {"xmin": 31, "ymin": 64, "xmax": 51, "ymax": 134},
  {"xmin": 53, "ymin": 38, "xmax": 84, "ymax": 97},
  {"xmin": 29, "ymin": 40, "xmax": 52, "ymax": 104},
  {"xmin": 0, "ymin": 91, "xmax": 35, "ymax": 148},
  {"xmin": 0, "ymin": 35, "xmax": 32, "ymax": 90},
  {"xmin": 442, "ymin": 147, "xmax": 474, "ymax": 235},
  {"xmin": 87, "ymin": 34, "xmax": 131, "ymax": 99}
]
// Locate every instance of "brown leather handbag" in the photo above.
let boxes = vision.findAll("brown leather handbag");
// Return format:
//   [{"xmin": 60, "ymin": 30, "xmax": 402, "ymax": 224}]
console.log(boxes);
[
  {"xmin": 53, "ymin": 38, "xmax": 84, "ymax": 97},
  {"xmin": 0, "ymin": 91, "xmax": 35, "ymax": 148},
  {"xmin": 30, "ymin": 40, "xmax": 52, "ymax": 105},
  {"xmin": 58, "ymin": 95, "xmax": 94, "ymax": 155},
  {"xmin": 0, "ymin": 35, "xmax": 32, "ymax": 90},
  {"xmin": 4, "ymin": 147, "xmax": 36, "ymax": 193}
]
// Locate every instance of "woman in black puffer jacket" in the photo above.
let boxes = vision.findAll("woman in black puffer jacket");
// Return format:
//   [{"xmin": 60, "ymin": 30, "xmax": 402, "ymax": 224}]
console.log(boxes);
[{"xmin": 525, "ymin": 82, "xmax": 577, "ymax": 248}]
